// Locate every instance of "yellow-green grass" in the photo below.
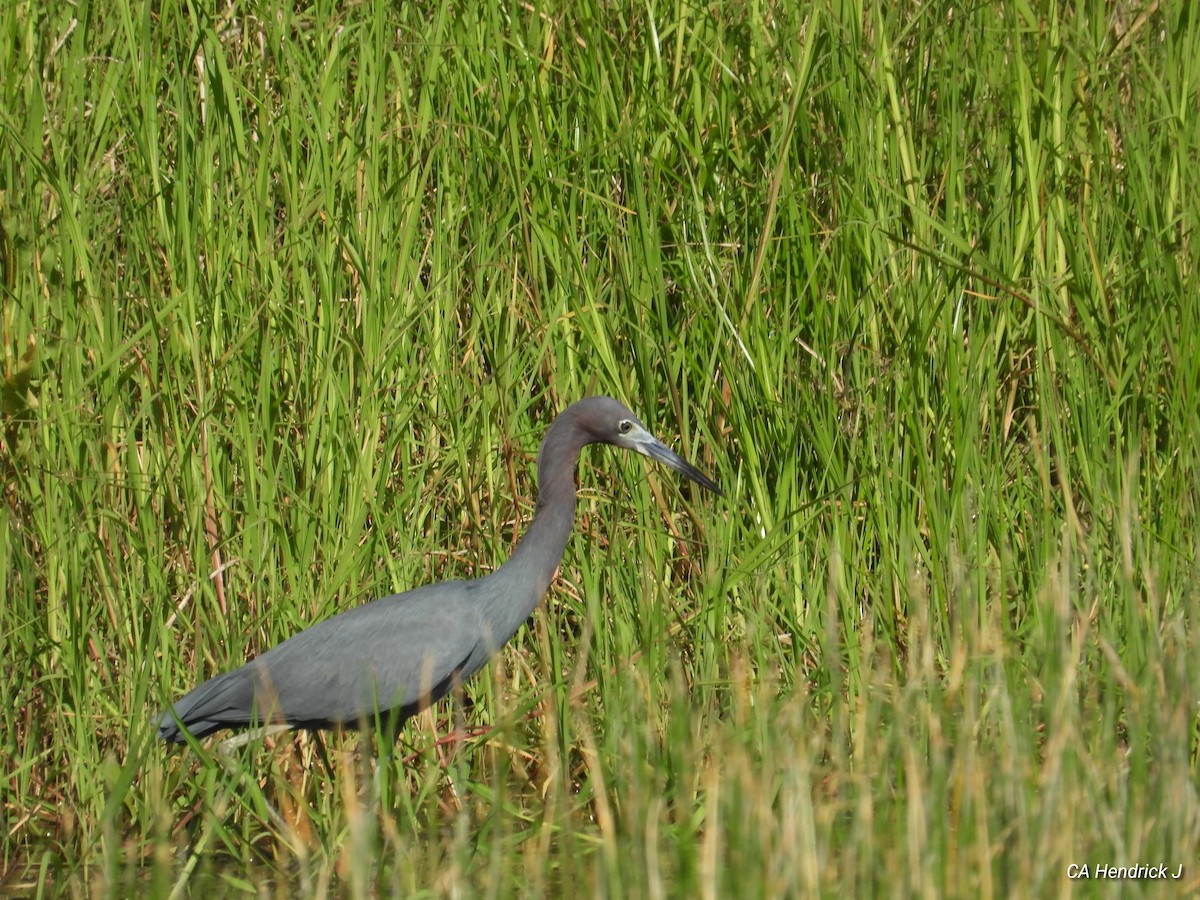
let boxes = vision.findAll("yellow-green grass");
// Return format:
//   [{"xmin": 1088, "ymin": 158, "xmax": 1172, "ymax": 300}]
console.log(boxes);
[{"xmin": 2, "ymin": 0, "xmax": 1197, "ymax": 895}]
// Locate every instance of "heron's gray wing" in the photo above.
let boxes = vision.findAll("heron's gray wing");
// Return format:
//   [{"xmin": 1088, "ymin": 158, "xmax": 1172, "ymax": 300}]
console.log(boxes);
[{"xmin": 248, "ymin": 581, "xmax": 492, "ymax": 728}]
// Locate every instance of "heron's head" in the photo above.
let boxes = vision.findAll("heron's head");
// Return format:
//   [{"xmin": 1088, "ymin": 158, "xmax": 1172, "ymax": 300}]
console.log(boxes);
[{"xmin": 574, "ymin": 396, "xmax": 723, "ymax": 495}]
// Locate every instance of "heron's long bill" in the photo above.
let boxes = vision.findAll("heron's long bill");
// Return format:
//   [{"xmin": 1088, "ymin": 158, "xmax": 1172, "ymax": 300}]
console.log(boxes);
[{"xmin": 636, "ymin": 433, "xmax": 723, "ymax": 496}]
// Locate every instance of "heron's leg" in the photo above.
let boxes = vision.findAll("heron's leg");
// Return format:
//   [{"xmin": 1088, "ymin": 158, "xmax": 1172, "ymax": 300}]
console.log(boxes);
[
  {"xmin": 312, "ymin": 729, "xmax": 335, "ymax": 782},
  {"xmin": 368, "ymin": 726, "xmax": 397, "ymax": 811},
  {"xmin": 217, "ymin": 722, "xmax": 291, "ymax": 753},
  {"xmin": 213, "ymin": 731, "xmax": 295, "ymax": 848}
]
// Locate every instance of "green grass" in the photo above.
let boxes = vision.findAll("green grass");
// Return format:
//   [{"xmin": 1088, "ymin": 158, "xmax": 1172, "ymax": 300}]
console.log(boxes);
[{"xmin": 2, "ymin": 0, "xmax": 1198, "ymax": 895}]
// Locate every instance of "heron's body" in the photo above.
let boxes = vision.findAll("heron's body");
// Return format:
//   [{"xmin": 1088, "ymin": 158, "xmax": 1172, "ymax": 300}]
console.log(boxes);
[{"xmin": 158, "ymin": 396, "xmax": 720, "ymax": 744}]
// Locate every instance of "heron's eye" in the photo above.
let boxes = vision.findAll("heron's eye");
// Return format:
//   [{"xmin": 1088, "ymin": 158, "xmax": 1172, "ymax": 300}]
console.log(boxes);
[{"xmin": 618, "ymin": 420, "xmax": 633, "ymax": 434}]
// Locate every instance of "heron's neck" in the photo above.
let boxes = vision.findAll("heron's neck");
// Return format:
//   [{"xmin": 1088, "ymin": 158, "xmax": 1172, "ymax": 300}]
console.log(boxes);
[{"xmin": 481, "ymin": 414, "xmax": 588, "ymax": 643}]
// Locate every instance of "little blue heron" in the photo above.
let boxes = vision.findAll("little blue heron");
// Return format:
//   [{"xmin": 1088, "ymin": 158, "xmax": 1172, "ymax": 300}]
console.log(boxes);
[{"xmin": 158, "ymin": 396, "xmax": 721, "ymax": 744}]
